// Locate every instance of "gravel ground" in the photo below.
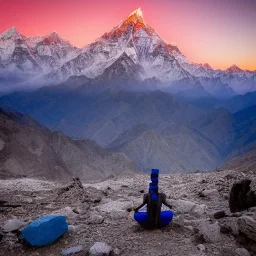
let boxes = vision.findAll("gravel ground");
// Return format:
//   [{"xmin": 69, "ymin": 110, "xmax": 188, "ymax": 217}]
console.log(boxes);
[{"xmin": 0, "ymin": 169, "xmax": 255, "ymax": 256}]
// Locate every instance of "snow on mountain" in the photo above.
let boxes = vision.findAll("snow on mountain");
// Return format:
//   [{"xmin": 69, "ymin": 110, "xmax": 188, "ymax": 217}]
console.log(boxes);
[
  {"xmin": 49, "ymin": 7, "xmax": 191, "ymax": 83},
  {"xmin": 0, "ymin": 27, "xmax": 41, "ymax": 72},
  {"xmin": 0, "ymin": 26, "xmax": 21, "ymax": 40},
  {"xmin": 199, "ymin": 63, "xmax": 213, "ymax": 70},
  {"xmin": 0, "ymin": 9, "xmax": 255, "ymax": 96},
  {"xmin": 225, "ymin": 64, "xmax": 242, "ymax": 73},
  {"xmin": 26, "ymin": 32, "xmax": 80, "ymax": 72}
]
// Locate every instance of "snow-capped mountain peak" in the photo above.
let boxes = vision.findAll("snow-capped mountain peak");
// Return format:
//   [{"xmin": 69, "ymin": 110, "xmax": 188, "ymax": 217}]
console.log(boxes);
[
  {"xmin": 226, "ymin": 64, "xmax": 242, "ymax": 73},
  {"xmin": 49, "ymin": 31, "xmax": 59, "ymax": 37},
  {"xmin": 201, "ymin": 63, "xmax": 213, "ymax": 70},
  {"xmin": 43, "ymin": 31, "xmax": 67, "ymax": 45},
  {"xmin": 124, "ymin": 7, "xmax": 146, "ymax": 25},
  {"xmin": 0, "ymin": 26, "xmax": 21, "ymax": 40},
  {"xmin": 129, "ymin": 7, "xmax": 143, "ymax": 18},
  {"xmin": 0, "ymin": 10, "xmax": 255, "ymax": 96}
]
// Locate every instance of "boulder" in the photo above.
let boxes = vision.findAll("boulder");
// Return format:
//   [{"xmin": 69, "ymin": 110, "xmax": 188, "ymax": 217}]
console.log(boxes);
[
  {"xmin": 214, "ymin": 210, "xmax": 226, "ymax": 219},
  {"xmin": 52, "ymin": 207, "xmax": 78, "ymax": 220},
  {"xmin": 219, "ymin": 217, "xmax": 239, "ymax": 235},
  {"xmin": 200, "ymin": 189, "xmax": 220, "ymax": 198},
  {"xmin": 110, "ymin": 210, "xmax": 128, "ymax": 220},
  {"xmin": 197, "ymin": 244, "xmax": 206, "ymax": 251},
  {"xmin": 3, "ymin": 219, "xmax": 26, "ymax": 232},
  {"xmin": 88, "ymin": 215, "xmax": 104, "ymax": 224},
  {"xmin": 21, "ymin": 215, "xmax": 68, "ymax": 247},
  {"xmin": 112, "ymin": 248, "xmax": 121, "ymax": 255},
  {"xmin": 235, "ymin": 248, "xmax": 251, "ymax": 256},
  {"xmin": 246, "ymin": 190, "xmax": 256, "ymax": 209},
  {"xmin": 171, "ymin": 199, "xmax": 207, "ymax": 217},
  {"xmin": 229, "ymin": 179, "xmax": 255, "ymax": 213},
  {"xmin": 238, "ymin": 215, "xmax": 256, "ymax": 242},
  {"xmin": 195, "ymin": 220, "xmax": 221, "ymax": 243},
  {"xmin": 89, "ymin": 242, "xmax": 112, "ymax": 256}
]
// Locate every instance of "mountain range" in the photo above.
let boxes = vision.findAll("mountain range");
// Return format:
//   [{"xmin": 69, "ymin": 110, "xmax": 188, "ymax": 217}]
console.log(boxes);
[
  {"xmin": 0, "ymin": 108, "xmax": 138, "ymax": 180},
  {"xmin": 0, "ymin": 8, "xmax": 256, "ymax": 177},
  {"xmin": 0, "ymin": 8, "xmax": 256, "ymax": 96},
  {"xmin": 0, "ymin": 86, "xmax": 255, "ymax": 174}
]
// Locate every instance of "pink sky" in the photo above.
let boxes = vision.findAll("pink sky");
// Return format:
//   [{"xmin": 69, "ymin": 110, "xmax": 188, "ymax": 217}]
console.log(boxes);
[{"xmin": 0, "ymin": 0, "xmax": 255, "ymax": 70}]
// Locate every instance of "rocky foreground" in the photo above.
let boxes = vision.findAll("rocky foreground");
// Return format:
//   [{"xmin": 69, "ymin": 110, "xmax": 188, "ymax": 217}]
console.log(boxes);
[{"xmin": 0, "ymin": 169, "xmax": 256, "ymax": 256}]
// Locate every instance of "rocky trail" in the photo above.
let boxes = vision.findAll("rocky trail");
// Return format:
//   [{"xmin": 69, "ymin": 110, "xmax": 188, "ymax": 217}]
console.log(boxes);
[{"xmin": 0, "ymin": 169, "xmax": 256, "ymax": 256}]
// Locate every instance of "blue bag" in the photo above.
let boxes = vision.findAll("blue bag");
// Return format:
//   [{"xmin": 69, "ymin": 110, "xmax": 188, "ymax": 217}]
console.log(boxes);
[{"xmin": 21, "ymin": 215, "xmax": 68, "ymax": 247}]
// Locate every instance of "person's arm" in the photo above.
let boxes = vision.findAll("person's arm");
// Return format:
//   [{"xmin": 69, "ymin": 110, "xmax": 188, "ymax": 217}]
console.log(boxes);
[
  {"xmin": 161, "ymin": 193, "xmax": 173, "ymax": 209},
  {"xmin": 134, "ymin": 194, "xmax": 148, "ymax": 212}
]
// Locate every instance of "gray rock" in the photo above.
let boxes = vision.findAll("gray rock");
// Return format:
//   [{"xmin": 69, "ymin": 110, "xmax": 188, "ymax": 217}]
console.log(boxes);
[
  {"xmin": 196, "ymin": 220, "xmax": 221, "ymax": 243},
  {"xmin": 235, "ymin": 248, "xmax": 251, "ymax": 256},
  {"xmin": 220, "ymin": 217, "xmax": 239, "ymax": 235},
  {"xmin": 88, "ymin": 215, "xmax": 104, "ymax": 224},
  {"xmin": 197, "ymin": 244, "xmax": 206, "ymax": 251},
  {"xmin": 68, "ymin": 225, "xmax": 77, "ymax": 232},
  {"xmin": 248, "ymin": 207, "xmax": 256, "ymax": 212},
  {"xmin": 229, "ymin": 179, "xmax": 252, "ymax": 213},
  {"xmin": 86, "ymin": 196, "xmax": 102, "ymax": 203},
  {"xmin": 184, "ymin": 225, "xmax": 194, "ymax": 232},
  {"xmin": 61, "ymin": 246, "xmax": 84, "ymax": 256},
  {"xmin": 238, "ymin": 215, "xmax": 256, "ymax": 242},
  {"xmin": 171, "ymin": 199, "xmax": 207, "ymax": 217},
  {"xmin": 110, "ymin": 210, "xmax": 128, "ymax": 220},
  {"xmin": 52, "ymin": 207, "xmax": 78, "ymax": 220},
  {"xmin": 213, "ymin": 210, "xmax": 226, "ymax": 219},
  {"xmin": 112, "ymin": 248, "xmax": 121, "ymax": 255},
  {"xmin": 200, "ymin": 189, "xmax": 219, "ymax": 198},
  {"xmin": 89, "ymin": 242, "xmax": 112, "ymax": 256},
  {"xmin": 3, "ymin": 219, "xmax": 26, "ymax": 232}
]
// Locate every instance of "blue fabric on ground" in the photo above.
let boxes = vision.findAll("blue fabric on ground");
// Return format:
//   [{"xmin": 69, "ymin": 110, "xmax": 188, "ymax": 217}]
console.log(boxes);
[
  {"xmin": 134, "ymin": 211, "xmax": 174, "ymax": 228},
  {"xmin": 21, "ymin": 215, "xmax": 68, "ymax": 247}
]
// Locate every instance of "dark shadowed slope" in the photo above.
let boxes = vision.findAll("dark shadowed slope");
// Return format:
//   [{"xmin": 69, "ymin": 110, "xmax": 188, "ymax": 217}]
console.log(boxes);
[
  {"xmin": 0, "ymin": 108, "xmax": 139, "ymax": 180},
  {"xmin": 107, "ymin": 123, "xmax": 223, "ymax": 173},
  {"xmin": 224, "ymin": 147, "xmax": 256, "ymax": 172}
]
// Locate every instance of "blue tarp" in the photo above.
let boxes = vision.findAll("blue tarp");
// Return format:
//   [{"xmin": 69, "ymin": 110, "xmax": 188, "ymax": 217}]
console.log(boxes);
[{"xmin": 21, "ymin": 215, "xmax": 68, "ymax": 247}]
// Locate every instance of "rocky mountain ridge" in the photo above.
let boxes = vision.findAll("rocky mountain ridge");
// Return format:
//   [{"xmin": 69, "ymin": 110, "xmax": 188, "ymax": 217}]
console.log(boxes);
[
  {"xmin": 0, "ymin": 9, "xmax": 256, "ymax": 96},
  {"xmin": 0, "ymin": 108, "xmax": 139, "ymax": 180}
]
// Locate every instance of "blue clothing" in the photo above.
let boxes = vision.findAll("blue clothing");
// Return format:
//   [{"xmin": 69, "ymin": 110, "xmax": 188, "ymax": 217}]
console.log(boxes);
[{"xmin": 134, "ymin": 211, "xmax": 174, "ymax": 227}]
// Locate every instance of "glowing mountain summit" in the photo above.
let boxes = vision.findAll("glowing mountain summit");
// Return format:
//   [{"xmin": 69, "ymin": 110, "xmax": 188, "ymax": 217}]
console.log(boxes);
[{"xmin": 127, "ymin": 7, "xmax": 144, "ymax": 21}]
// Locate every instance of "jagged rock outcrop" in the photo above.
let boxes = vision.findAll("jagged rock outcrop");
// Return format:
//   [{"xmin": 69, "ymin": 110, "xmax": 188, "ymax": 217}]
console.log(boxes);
[
  {"xmin": 238, "ymin": 215, "xmax": 256, "ymax": 242},
  {"xmin": 229, "ymin": 179, "xmax": 256, "ymax": 213}
]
